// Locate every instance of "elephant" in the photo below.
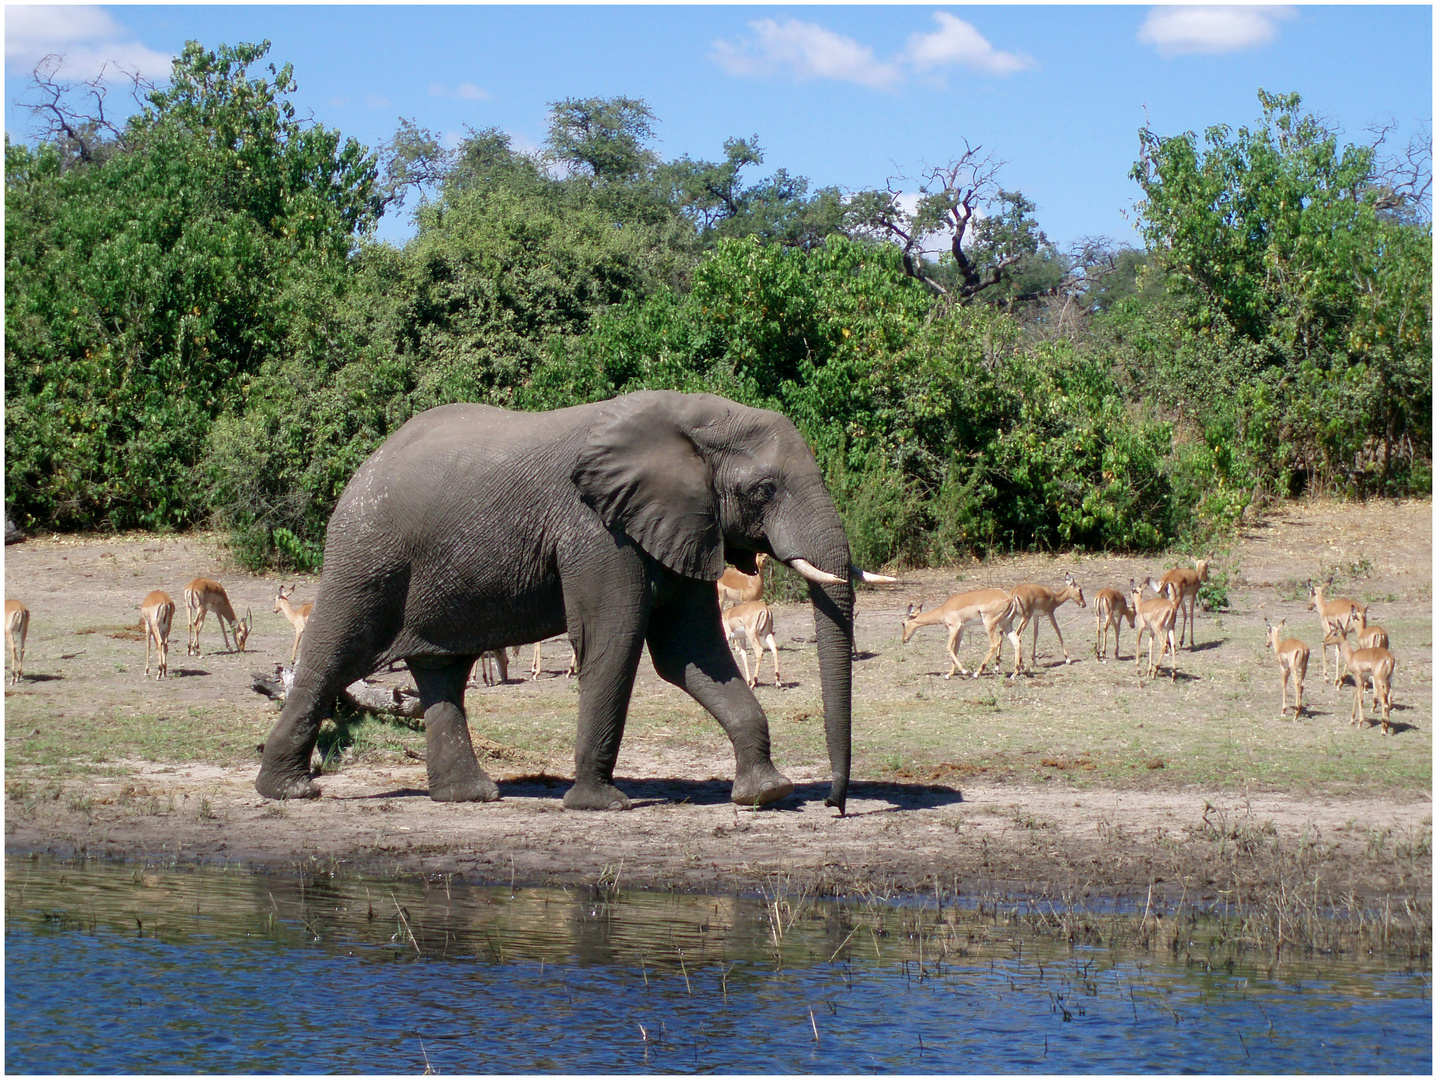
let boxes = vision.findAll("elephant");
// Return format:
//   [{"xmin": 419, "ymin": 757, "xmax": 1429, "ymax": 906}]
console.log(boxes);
[{"xmin": 256, "ymin": 390, "xmax": 871, "ymax": 812}]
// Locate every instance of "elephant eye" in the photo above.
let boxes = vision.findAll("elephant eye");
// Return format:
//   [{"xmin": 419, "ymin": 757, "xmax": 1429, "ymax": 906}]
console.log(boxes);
[{"xmin": 746, "ymin": 477, "xmax": 777, "ymax": 505}]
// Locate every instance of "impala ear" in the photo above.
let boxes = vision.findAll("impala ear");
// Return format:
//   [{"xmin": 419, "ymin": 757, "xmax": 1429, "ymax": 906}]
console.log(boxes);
[{"xmin": 573, "ymin": 392, "xmax": 726, "ymax": 581}]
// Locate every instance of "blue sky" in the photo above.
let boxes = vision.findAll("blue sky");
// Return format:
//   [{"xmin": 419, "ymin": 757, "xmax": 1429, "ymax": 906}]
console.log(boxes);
[{"xmin": 5, "ymin": 5, "xmax": 1432, "ymax": 249}]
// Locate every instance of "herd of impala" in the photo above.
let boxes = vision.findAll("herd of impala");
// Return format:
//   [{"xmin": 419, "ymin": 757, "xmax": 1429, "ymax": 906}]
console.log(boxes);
[
  {"xmin": 3, "ymin": 555, "xmax": 1400, "ymax": 735},
  {"xmin": 900, "ymin": 559, "xmax": 1401, "ymax": 736},
  {"xmin": 4, "ymin": 579, "xmax": 311, "ymax": 687}
]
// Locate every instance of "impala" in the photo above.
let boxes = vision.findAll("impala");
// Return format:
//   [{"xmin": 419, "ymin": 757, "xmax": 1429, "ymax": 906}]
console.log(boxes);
[
  {"xmin": 722, "ymin": 600, "xmax": 782, "ymax": 688},
  {"xmin": 141, "ymin": 590, "xmax": 176, "ymax": 680},
  {"xmin": 1324, "ymin": 629, "xmax": 1397, "ymax": 735},
  {"xmin": 901, "ymin": 587, "xmax": 1010, "ymax": 679},
  {"xmin": 1263, "ymin": 618, "xmax": 1310, "ymax": 719},
  {"xmin": 1004, "ymin": 571, "xmax": 1087, "ymax": 672},
  {"xmin": 1156, "ymin": 558, "xmax": 1209, "ymax": 649},
  {"xmin": 1307, "ymin": 579, "xmax": 1361, "ymax": 684},
  {"xmin": 717, "ymin": 554, "xmax": 768, "ymax": 606},
  {"xmin": 1351, "ymin": 605, "xmax": 1390, "ymax": 651},
  {"xmin": 5, "ymin": 599, "xmax": 29, "ymax": 685},
  {"xmin": 1092, "ymin": 586, "xmax": 1135, "ymax": 662},
  {"xmin": 183, "ymin": 578, "xmax": 251, "ymax": 656},
  {"xmin": 273, "ymin": 584, "xmax": 314, "ymax": 665},
  {"xmin": 1131, "ymin": 578, "xmax": 1178, "ymax": 681}
]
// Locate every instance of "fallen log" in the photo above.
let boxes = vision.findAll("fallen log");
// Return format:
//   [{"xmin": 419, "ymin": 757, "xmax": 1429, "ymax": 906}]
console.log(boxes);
[
  {"xmin": 341, "ymin": 678, "xmax": 424, "ymax": 719},
  {"xmin": 250, "ymin": 665, "xmax": 424, "ymax": 720}
]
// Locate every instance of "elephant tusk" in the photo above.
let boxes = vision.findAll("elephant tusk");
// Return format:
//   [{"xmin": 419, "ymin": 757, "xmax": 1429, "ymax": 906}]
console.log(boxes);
[
  {"xmin": 787, "ymin": 558, "xmax": 846, "ymax": 585},
  {"xmin": 852, "ymin": 566, "xmax": 897, "ymax": 584}
]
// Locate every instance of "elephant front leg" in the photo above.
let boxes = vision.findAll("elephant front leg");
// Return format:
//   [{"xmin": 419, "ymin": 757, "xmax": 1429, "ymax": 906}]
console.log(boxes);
[
  {"xmin": 646, "ymin": 592, "xmax": 793, "ymax": 808},
  {"xmin": 410, "ymin": 657, "xmax": 500, "ymax": 803}
]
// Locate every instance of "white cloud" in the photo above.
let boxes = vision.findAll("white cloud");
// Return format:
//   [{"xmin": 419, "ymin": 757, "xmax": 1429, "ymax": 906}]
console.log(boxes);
[
  {"xmin": 712, "ymin": 18, "xmax": 903, "ymax": 90},
  {"xmin": 906, "ymin": 12, "xmax": 1034, "ymax": 76},
  {"xmin": 1138, "ymin": 6, "xmax": 1296, "ymax": 56},
  {"xmin": 5, "ymin": 4, "xmax": 172, "ymax": 81},
  {"xmin": 429, "ymin": 80, "xmax": 493, "ymax": 101},
  {"xmin": 365, "ymin": 94, "xmax": 392, "ymax": 110}
]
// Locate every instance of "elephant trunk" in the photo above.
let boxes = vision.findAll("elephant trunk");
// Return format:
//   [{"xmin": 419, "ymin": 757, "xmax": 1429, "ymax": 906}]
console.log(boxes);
[{"xmin": 809, "ymin": 576, "xmax": 854, "ymax": 813}]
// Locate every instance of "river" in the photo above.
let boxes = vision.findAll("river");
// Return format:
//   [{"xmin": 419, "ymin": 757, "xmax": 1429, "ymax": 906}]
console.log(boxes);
[{"xmin": 5, "ymin": 858, "xmax": 1430, "ymax": 1073}]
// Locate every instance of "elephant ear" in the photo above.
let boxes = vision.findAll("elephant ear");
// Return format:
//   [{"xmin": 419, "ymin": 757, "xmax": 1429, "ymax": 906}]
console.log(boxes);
[{"xmin": 573, "ymin": 392, "xmax": 726, "ymax": 581}]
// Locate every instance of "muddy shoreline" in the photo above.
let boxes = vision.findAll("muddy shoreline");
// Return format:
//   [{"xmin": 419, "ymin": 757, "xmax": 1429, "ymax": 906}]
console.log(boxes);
[{"xmin": 6, "ymin": 761, "xmax": 1433, "ymax": 913}]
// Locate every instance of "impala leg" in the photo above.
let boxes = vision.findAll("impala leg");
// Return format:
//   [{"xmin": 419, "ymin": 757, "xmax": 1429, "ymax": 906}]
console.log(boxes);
[
  {"xmin": 973, "ymin": 630, "xmax": 1003, "ymax": 678},
  {"xmin": 1006, "ymin": 628, "xmax": 1024, "ymax": 680},
  {"xmin": 764, "ymin": 632, "xmax": 781, "ymax": 687},
  {"xmin": 945, "ymin": 623, "xmax": 966, "ymax": 678},
  {"xmin": 736, "ymin": 642, "xmax": 753, "ymax": 686},
  {"xmin": 1048, "ymin": 612, "xmax": 1071, "ymax": 664}
]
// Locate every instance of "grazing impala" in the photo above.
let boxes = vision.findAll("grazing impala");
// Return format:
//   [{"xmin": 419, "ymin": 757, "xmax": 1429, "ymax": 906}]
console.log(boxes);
[
  {"xmin": 141, "ymin": 590, "xmax": 176, "ymax": 680},
  {"xmin": 1263, "ymin": 618, "xmax": 1310, "ymax": 719},
  {"xmin": 901, "ymin": 587, "xmax": 1010, "ymax": 679},
  {"xmin": 1131, "ymin": 578, "xmax": 1178, "ymax": 681},
  {"xmin": 1003, "ymin": 571, "xmax": 1086, "ymax": 672},
  {"xmin": 1093, "ymin": 586, "xmax": 1136, "ymax": 662},
  {"xmin": 1156, "ymin": 558, "xmax": 1209, "ymax": 649},
  {"xmin": 1308, "ymin": 579, "xmax": 1361, "ymax": 684},
  {"xmin": 1324, "ymin": 628, "xmax": 1397, "ymax": 734},
  {"xmin": 183, "ymin": 578, "xmax": 251, "ymax": 656},
  {"xmin": 717, "ymin": 554, "xmax": 767, "ymax": 606},
  {"xmin": 5, "ymin": 599, "xmax": 29, "ymax": 685},
  {"xmin": 722, "ymin": 600, "xmax": 781, "ymax": 687},
  {"xmin": 273, "ymin": 584, "xmax": 314, "ymax": 665}
]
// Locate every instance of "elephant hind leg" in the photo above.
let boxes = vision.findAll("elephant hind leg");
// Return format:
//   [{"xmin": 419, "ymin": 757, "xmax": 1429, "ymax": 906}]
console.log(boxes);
[
  {"xmin": 257, "ymin": 669, "xmax": 331, "ymax": 799},
  {"xmin": 410, "ymin": 656, "xmax": 500, "ymax": 803}
]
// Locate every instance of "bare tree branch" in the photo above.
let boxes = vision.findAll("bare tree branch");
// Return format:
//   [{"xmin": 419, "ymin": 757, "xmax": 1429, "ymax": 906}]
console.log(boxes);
[{"xmin": 19, "ymin": 55, "xmax": 152, "ymax": 169}]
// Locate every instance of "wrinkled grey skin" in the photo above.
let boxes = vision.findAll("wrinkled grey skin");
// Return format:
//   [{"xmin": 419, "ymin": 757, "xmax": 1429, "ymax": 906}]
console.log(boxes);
[{"xmin": 256, "ymin": 391, "xmax": 855, "ymax": 812}]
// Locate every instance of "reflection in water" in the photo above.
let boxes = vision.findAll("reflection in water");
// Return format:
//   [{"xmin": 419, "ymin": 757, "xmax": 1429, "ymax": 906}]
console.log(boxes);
[{"xmin": 5, "ymin": 858, "xmax": 1431, "ymax": 1074}]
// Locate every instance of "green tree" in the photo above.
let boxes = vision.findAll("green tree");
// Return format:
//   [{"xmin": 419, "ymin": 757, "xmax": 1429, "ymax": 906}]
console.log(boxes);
[
  {"xmin": 1131, "ymin": 90, "xmax": 1431, "ymax": 494},
  {"xmin": 5, "ymin": 40, "xmax": 381, "ymax": 531}
]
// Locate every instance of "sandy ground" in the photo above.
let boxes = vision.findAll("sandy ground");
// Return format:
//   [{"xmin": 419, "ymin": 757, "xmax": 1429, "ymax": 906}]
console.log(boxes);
[{"xmin": 4, "ymin": 499, "xmax": 1432, "ymax": 907}]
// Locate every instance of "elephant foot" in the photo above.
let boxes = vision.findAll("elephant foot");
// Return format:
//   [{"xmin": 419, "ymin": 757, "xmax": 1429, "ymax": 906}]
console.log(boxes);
[
  {"xmin": 563, "ymin": 781, "xmax": 632, "ymax": 811},
  {"xmin": 255, "ymin": 767, "xmax": 321, "ymax": 801},
  {"xmin": 731, "ymin": 763, "xmax": 794, "ymax": 807},
  {"xmin": 429, "ymin": 770, "xmax": 500, "ymax": 803}
]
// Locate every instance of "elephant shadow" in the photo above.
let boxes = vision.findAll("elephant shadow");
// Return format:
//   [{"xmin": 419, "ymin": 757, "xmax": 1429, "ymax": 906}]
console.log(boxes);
[{"xmin": 357, "ymin": 775, "xmax": 964, "ymax": 812}]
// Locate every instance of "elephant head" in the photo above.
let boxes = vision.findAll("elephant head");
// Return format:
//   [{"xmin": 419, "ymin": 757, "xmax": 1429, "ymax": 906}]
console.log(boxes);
[{"xmin": 573, "ymin": 390, "xmax": 861, "ymax": 811}]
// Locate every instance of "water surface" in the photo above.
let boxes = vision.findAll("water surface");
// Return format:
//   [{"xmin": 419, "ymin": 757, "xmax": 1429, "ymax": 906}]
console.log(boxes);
[{"xmin": 6, "ymin": 859, "xmax": 1430, "ymax": 1073}]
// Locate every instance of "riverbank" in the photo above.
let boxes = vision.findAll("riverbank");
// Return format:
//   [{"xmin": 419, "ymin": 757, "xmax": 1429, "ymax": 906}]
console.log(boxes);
[{"xmin": 5, "ymin": 500, "xmax": 1431, "ymax": 927}]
